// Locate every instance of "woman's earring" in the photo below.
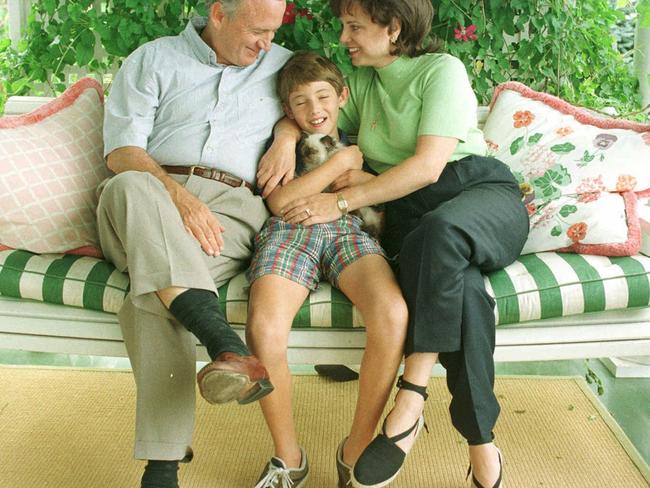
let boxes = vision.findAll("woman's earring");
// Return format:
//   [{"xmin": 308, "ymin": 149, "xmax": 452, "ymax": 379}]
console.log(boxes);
[{"xmin": 390, "ymin": 35, "xmax": 398, "ymax": 44}]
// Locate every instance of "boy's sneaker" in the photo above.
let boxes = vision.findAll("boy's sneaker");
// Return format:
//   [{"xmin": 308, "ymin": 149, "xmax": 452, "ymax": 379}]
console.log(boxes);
[
  {"xmin": 254, "ymin": 447, "xmax": 309, "ymax": 488},
  {"xmin": 336, "ymin": 437, "xmax": 353, "ymax": 487}
]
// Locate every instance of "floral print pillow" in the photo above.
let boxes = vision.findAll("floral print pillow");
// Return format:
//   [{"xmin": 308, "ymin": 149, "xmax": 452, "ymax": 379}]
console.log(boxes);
[{"xmin": 483, "ymin": 82, "xmax": 650, "ymax": 256}]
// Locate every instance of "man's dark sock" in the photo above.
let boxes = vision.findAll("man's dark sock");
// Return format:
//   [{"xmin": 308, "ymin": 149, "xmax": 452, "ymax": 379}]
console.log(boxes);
[
  {"xmin": 141, "ymin": 460, "xmax": 179, "ymax": 488},
  {"xmin": 169, "ymin": 288, "xmax": 250, "ymax": 359}
]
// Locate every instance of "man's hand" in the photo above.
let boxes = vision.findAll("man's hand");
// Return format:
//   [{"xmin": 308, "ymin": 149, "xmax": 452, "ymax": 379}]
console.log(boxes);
[
  {"xmin": 331, "ymin": 169, "xmax": 375, "ymax": 192},
  {"xmin": 168, "ymin": 183, "xmax": 225, "ymax": 256},
  {"xmin": 257, "ymin": 137, "xmax": 296, "ymax": 198}
]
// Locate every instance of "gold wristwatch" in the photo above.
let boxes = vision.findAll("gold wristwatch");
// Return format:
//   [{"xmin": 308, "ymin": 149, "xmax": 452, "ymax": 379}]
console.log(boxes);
[{"xmin": 336, "ymin": 192, "xmax": 349, "ymax": 215}]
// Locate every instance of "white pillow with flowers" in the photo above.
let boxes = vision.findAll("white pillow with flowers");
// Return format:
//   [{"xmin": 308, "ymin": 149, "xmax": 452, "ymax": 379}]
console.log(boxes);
[{"xmin": 483, "ymin": 82, "xmax": 650, "ymax": 256}]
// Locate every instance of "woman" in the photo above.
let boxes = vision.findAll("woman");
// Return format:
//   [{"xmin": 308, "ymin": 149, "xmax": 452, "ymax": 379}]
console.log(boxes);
[{"xmin": 279, "ymin": 1, "xmax": 529, "ymax": 487}]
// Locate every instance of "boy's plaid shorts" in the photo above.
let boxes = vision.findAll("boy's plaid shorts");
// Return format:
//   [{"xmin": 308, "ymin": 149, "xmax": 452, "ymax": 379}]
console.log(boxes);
[{"xmin": 247, "ymin": 215, "xmax": 385, "ymax": 290}]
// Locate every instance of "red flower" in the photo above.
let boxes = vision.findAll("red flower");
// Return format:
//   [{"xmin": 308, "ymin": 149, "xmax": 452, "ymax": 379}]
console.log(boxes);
[
  {"xmin": 513, "ymin": 110, "xmax": 535, "ymax": 128},
  {"xmin": 556, "ymin": 127, "xmax": 573, "ymax": 137},
  {"xmin": 567, "ymin": 222, "xmax": 588, "ymax": 243},
  {"xmin": 454, "ymin": 24, "xmax": 478, "ymax": 42},
  {"xmin": 577, "ymin": 192, "xmax": 601, "ymax": 203},
  {"xmin": 283, "ymin": 3, "xmax": 312, "ymax": 24},
  {"xmin": 298, "ymin": 7, "xmax": 313, "ymax": 20},
  {"xmin": 283, "ymin": 2, "xmax": 297, "ymax": 24},
  {"xmin": 616, "ymin": 174, "xmax": 637, "ymax": 192},
  {"xmin": 485, "ymin": 139, "xmax": 499, "ymax": 153}
]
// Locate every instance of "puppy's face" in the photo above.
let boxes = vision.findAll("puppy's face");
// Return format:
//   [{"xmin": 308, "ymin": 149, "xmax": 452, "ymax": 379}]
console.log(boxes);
[{"xmin": 297, "ymin": 133, "xmax": 343, "ymax": 174}]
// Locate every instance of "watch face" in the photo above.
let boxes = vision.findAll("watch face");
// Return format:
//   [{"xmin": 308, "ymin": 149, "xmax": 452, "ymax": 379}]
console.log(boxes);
[{"xmin": 336, "ymin": 193, "xmax": 349, "ymax": 214}]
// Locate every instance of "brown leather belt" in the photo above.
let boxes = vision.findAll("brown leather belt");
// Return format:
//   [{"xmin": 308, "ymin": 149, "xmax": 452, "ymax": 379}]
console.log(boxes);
[{"xmin": 162, "ymin": 165, "xmax": 253, "ymax": 192}]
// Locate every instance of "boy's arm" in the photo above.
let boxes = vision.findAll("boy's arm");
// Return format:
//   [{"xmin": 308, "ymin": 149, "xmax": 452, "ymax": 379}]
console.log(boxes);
[
  {"xmin": 266, "ymin": 146, "xmax": 363, "ymax": 216},
  {"xmin": 257, "ymin": 117, "xmax": 302, "ymax": 198}
]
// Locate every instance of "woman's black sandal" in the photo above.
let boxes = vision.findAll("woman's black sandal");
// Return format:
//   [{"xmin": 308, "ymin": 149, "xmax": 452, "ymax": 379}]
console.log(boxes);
[
  {"xmin": 466, "ymin": 448, "xmax": 503, "ymax": 488},
  {"xmin": 351, "ymin": 376, "xmax": 429, "ymax": 488}
]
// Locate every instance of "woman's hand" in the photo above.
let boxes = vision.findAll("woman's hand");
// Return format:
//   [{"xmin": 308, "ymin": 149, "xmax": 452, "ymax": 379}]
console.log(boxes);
[
  {"xmin": 331, "ymin": 169, "xmax": 375, "ymax": 192},
  {"xmin": 281, "ymin": 193, "xmax": 341, "ymax": 226}
]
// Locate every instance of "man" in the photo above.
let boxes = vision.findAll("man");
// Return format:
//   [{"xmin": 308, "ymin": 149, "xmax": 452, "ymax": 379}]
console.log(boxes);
[{"xmin": 97, "ymin": 1, "xmax": 293, "ymax": 486}]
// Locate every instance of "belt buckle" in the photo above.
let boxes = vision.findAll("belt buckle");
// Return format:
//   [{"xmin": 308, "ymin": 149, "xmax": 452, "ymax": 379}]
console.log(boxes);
[{"xmin": 189, "ymin": 164, "xmax": 212, "ymax": 178}]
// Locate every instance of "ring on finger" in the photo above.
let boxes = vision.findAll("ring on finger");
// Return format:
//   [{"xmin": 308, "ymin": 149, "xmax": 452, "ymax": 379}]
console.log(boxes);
[{"xmin": 305, "ymin": 208, "xmax": 312, "ymax": 217}]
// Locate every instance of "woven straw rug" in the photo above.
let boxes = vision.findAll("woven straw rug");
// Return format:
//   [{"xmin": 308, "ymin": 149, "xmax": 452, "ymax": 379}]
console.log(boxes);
[{"xmin": 0, "ymin": 366, "xmax": 648, "ymax": 487}]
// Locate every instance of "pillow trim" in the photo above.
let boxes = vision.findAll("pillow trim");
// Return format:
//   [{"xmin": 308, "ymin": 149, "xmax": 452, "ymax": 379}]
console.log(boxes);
[
  {"xmin": 556, "ymin": 191, "xmax": 641, "ymax": 256},
  {"xmin": 0, "ymin": 77, "xmax": 104, "ymax": 129},
  {"xmin": 489, "ymin": 82, "xmax": 650, "ymax": 133}
]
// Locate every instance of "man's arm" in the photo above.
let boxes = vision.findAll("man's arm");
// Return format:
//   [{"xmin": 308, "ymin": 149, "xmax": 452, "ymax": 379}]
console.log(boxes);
[{"xmin": 106, "ymin": 146, "xmax": 225, "ymax": 256}]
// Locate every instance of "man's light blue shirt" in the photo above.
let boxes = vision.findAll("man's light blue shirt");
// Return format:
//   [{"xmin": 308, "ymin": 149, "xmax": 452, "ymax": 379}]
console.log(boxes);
[{"xmin": 104, "ymin": 18, "xmax": 292, "ymax": 185}]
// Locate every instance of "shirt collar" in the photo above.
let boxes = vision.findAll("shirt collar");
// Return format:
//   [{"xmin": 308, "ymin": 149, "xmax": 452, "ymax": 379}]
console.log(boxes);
[
  {"xmin": 181, "ymin": 18, "xmax": 217, "ymax": 65},
  {"xmin": 375, "ymin": 56, "xmax": 412, "ymax": 84}
]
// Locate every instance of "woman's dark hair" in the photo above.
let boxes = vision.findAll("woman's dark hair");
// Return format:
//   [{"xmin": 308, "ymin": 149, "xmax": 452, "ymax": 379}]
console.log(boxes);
[{"xmin": 329, "ymin": 0, "xmax": 440, "ymax": 57}]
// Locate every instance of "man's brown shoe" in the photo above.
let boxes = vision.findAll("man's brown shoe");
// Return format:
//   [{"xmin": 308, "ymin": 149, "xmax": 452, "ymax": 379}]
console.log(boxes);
[{"xmin": 197, "ymin": 352, "xmax": 274, "ymax": 405}]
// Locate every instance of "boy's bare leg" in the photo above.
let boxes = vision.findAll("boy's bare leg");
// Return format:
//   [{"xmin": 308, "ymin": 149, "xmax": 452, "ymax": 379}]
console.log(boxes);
[
  {"xmin": 337, "ymin": 255, "xmax": 409, "ymax": 465},
  {"xmin": 246, "ymin": 275, "xmax": 311, "ymax": 468}
]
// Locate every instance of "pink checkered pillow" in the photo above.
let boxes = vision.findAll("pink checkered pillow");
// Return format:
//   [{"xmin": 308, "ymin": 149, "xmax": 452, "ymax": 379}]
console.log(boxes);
[{"xmin": 0, "ymin": 78, "xmax": 109, "ymax": 257}]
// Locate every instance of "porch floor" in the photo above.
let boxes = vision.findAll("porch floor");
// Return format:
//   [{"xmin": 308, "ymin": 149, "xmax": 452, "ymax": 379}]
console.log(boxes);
[{"xmin": 1, "ymin": 350, "xmax": 648, "ymax": 468}]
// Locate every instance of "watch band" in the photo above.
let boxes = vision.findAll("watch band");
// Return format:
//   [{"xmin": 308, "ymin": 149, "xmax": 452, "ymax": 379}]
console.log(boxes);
[{"xmin": 336, "ymin": 192, "xmax": 349, "ymax": 215}]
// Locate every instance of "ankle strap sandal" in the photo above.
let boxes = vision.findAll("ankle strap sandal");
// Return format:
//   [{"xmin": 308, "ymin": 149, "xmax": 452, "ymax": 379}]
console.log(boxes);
[
  {"xmin": 396, "ymin": 375, "xmax": 429, "ymax": 400},
  {"xmin": 466, "ymin": 448, "xmax": 503, "ymax": 488},
  {"xmin": 350, "ymin": 376, "xmax": 429, "ymax": 488}
]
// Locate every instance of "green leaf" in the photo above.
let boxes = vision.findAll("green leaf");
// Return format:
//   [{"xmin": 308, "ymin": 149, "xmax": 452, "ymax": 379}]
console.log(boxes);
[
  {"xmin": 528, "ymin": 133, "xmax": 543, "ymax": 145},
  {"xmin": 42, "ymin": 0, "xmax": 57, "ymax": 17},
  {"xmin": 550, "ymin": 143, "xmax": 576, "ymax": 154},
  {"xmin": 639, "ymin": 0, "xmax": 650, "ymax": 27},
  {"xmin": 75, "ymin": 38, "xmax": 95, "ymax": 66},
  {"xmin": 545, "ymin": 165, "xmax": 572, "ymax": 186},
  {"xmin": 510, "ymin": 136, "xmax": 524, "ymax": 155},
  {"xmin": 581, "ymin": 150, "xmax": 595, "ymax": 162},
  {"xmin": 551, "ymin": 226, "xmax": 563, "ymax": 237},
  {"xmin": 10, "ymin": 78, "xmax": 31, "ymax": 93},
  {"xmin": 559, "ymin": 205, "xmax": 577, "ymax": 218}
]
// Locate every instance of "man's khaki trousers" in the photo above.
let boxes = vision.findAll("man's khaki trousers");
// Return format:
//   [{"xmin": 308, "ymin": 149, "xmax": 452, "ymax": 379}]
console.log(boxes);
[{"xmin": 96, "ymin": 170, "xmax": 268, "ymax": 461}]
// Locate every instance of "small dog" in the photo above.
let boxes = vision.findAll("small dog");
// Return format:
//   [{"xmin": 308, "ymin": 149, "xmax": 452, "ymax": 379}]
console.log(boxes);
[{"xmin": 297, "ymin": 132, "xmax": 384, "ymax": 239}]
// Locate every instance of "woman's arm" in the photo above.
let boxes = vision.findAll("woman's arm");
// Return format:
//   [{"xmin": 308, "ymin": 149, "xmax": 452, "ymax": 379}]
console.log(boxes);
[
  {"xmin": 281, "ymin": 134, "xmax": 459, "ymax": 224},
  {"xmin": 345, "ymin": 135, "xmax": 458, "ymax": 209},
  {"xmin": 266, "ymin": 145, "xmax": 363, "ymax": 216}
]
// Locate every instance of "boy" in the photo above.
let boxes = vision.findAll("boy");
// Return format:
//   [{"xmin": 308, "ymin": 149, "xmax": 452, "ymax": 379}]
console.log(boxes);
[{"xmin": 246, "ymin": 51, "xmax": 409, "ymax": 488}]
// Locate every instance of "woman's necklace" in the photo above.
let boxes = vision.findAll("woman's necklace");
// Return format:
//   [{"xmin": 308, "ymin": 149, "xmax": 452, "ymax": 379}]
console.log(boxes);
[{"xmin": 369, "ymin": 71, "xmax": 393, "ymax": 131}]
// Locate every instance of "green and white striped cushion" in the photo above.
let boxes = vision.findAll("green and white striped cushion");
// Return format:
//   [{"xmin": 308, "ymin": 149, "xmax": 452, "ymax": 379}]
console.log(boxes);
[
  {"xmin": 2, "ymin": 249, "xmax": 650, "ymax": 327},
  {"xmin": 0, "ymin": 250, "xmax": 128, "ymax": 314},
  {"xmin": 486, "ymin": 252, "xmax": 650, "ymax": 325}
]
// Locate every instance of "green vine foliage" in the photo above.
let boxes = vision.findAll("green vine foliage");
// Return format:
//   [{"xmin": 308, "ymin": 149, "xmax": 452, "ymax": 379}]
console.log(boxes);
[
  {"xmin": 0, "ymin": 0, "xmax": 646, "ymax": 119},
  {"xmin": 0, "ymin": 0, "xmax": 207, "ymax": 106},
  {"xmin": 276, "ymin": 0, "xmax": 643, "ymax": 115}
]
